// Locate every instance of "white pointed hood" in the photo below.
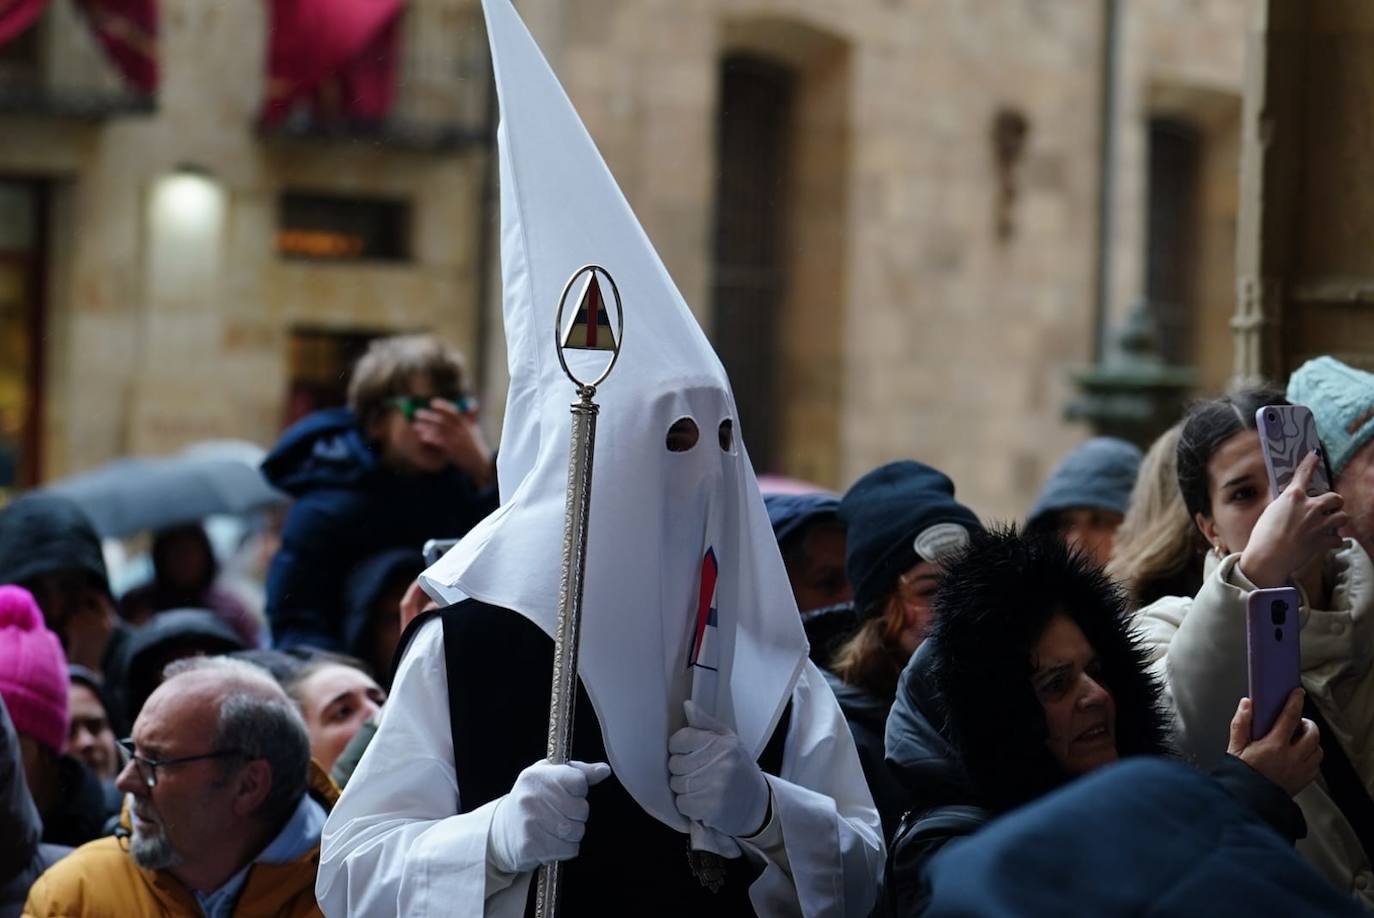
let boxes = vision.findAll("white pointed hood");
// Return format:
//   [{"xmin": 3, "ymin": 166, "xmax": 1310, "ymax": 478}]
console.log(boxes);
[{"xmin": 421, "ymin": 0, "xmax": 809, "ymax": 830}]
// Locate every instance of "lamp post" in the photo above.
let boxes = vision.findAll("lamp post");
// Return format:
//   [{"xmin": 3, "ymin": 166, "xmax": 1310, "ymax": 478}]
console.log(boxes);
[{"xmin": 1066, "ymin": 297, "xmax": 1197, "ymax": 449}]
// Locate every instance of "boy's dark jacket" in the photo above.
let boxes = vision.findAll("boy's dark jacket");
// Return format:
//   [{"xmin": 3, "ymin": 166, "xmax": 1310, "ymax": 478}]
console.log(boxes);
[{"xmin": 262, "ymin": 408, "xmax": 497, "ymax": 650}]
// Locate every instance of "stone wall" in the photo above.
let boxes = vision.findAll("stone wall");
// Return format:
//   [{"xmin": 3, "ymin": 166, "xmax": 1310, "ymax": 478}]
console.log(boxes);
[
  {"xmin": 505, "ymin": 0, "xmax": 1249, "ymax": 519},
  {"xmin": 0, "ymin": 0, "xmax": 486, "ymax": 479},
  {"xmin": 2, "ymin": 0, "xmax": 1250, "ymax": 522}
]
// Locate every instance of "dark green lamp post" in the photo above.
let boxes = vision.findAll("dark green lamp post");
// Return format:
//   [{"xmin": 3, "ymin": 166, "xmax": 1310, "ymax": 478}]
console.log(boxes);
[{"xmin": 1066, "ymin": 298, "xmax": 1197, "ymax": 449}]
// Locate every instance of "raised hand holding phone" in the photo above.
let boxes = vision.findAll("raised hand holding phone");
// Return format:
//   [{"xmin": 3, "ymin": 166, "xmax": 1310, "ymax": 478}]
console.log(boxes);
[
  {"xmin": 414, "ymin": 396, "xmax": 495, "ymax": 487},
  {"xmin": 1239, "ymin": 451, "xmax": 1347, "ymax": 589},
  {"xmin": 1228, "ymin": 687, "xmax": 1322, "ymax": 798}
]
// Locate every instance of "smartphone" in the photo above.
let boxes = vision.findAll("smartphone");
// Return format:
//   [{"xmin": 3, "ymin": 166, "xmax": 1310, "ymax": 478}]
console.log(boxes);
[
  {"xmin": 1246, "ymin": 586, "xmax": 1302, "ymax": 741},
  {"xmin": 1256, "ymin": 404, "xmax": 1333, "ymax": 498}
]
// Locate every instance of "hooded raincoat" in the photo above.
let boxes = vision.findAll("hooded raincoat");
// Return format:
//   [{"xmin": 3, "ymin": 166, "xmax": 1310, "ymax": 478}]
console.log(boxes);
[
  {"xmin": 119, "ymin": 525, "xmax": 260, "ymax": 648},
  {"xmin": 116, "ymin": 609, "xmax": 246, "ymax": 724}
]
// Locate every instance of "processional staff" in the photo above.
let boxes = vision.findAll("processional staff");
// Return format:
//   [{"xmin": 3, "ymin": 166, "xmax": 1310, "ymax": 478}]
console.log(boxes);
[{"xmin": 535, "ymin": 265, "xmax": 623, "ymax": 918}]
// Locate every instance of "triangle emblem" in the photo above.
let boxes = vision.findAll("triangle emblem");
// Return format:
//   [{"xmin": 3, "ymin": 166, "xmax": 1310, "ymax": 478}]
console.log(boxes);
[{"xmin": 561, "ymin": 272, "xmax": 617, "ymax": 352}]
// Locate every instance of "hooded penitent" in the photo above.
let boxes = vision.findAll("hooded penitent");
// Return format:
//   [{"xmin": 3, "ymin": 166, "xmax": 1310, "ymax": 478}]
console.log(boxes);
[
  {"xmin": 420, "ymin": 0, "xmax": 808, "ymax": 832},
  {"xmin": 916, "ymin": 525, "xmax": 1172, "ymax": 812}
]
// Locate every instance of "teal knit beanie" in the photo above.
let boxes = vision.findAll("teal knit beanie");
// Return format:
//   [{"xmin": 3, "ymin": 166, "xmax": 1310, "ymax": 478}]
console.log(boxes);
[{"xmin": 1287, "ymin": 356, "xmax": 1374, "ymax": 476}]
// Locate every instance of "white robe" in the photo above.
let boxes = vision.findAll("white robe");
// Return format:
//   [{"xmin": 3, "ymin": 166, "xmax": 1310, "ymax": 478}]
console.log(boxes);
[{"xmin": 315, "ymin": 617, "xmax": 884, "ymax": 917}]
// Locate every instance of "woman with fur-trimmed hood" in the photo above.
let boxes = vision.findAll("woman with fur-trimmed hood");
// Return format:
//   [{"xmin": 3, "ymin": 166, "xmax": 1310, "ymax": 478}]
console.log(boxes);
[{"xmin": 885, "ymin": 526, "xmax": 1321, "ymax": 915}]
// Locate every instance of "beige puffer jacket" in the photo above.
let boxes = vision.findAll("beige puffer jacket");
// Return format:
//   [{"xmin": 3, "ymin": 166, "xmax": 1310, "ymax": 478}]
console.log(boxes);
[{"xmin": 1135, "ymin": 541, "xmax": 1374, "ymax": 909}]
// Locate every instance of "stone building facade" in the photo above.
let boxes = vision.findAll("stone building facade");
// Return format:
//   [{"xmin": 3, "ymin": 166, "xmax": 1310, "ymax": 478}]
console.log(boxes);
[
  {"xmin": 0, "ymin": 0, "xmax": 1251, "ymax": 521},
  {"xmin": 505, "ymin": 0, "xmax": 1250, "ymax": 518},
  {"xmin": 0, "ymin": 0, "xmax": 491, "ymax": 493}
]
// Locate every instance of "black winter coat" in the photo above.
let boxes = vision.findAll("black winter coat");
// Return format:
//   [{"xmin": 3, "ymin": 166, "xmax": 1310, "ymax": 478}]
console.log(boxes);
[
  {"xmin": 822, "ymin": 669, "xmax": 911, "ymax": 843},
  {"xmin": 884, "ymin": 644, "xmax": 1308, "ymax": 915},
  {"xmin": 39, "ymin": 755, "xmax": 108, "ymax": 849},
  {"xmin": 0, "ymin": 697, "xmax": 67, "ymax": 918},
  {"xmin": 883, "ymin": 644, "xmax": 989, "ymax": 916},
  {"xmin": 262, "ymin": 408, "xmax": 497, "ymax": 650}
]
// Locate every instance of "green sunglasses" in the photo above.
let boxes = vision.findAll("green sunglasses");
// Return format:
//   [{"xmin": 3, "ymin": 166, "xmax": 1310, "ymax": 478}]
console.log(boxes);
[{"xmin": 386, "ymin": 394, "xmax": 476, "ymax": 420}]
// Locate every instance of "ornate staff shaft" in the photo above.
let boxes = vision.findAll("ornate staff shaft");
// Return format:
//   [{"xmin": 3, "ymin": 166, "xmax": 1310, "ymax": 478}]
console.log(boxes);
[
  {"xmin": 535, "ymin": 384, "xmax": 599, "ymax": 917},
  {"xmin": 535, "ymin": 265, "xmax": 623, "ymax": 918}
]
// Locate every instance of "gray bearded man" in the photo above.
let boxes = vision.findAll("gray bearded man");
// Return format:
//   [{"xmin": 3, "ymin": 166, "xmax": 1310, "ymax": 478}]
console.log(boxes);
[{"xmin": 25, "ymin": 657, "xmax": 334, "ymax": 916}]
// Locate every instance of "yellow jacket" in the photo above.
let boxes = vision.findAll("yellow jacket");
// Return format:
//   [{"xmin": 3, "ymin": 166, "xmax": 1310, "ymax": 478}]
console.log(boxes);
[{"xmin": 23, "ymin": 764, "xmax": 339, "ymax": 917}]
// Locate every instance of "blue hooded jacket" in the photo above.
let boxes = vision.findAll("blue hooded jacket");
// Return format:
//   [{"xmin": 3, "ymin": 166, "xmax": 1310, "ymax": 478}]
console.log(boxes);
[
  {"xmin": 920, "ymin": 758, "xmax": 1360, "ymax": 917},
  {"xmin": 261, "ymin": 408, "xmax": 498, "ymax": 650}
]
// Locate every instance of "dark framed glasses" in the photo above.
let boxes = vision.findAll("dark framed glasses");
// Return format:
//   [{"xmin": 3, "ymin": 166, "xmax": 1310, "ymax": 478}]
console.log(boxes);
[
  {"xmin": 117, "ymin": 738, "xmax": 246, "ymax": 789},
  {"xmin": 386, "ymin": 394, "xmax": 475, "ymax": 420}
]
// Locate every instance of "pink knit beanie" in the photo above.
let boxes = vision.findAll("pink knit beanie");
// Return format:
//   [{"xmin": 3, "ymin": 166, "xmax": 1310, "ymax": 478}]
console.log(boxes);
[{"xmin": 0, "ymin": 585, "xmax": 69, "ymax": 755}]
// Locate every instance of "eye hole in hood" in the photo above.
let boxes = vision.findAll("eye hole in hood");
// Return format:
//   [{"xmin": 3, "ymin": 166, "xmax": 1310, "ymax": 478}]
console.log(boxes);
[{"xmin": 666, "ymin": 417, "xmax": 699, "ymax": 452}]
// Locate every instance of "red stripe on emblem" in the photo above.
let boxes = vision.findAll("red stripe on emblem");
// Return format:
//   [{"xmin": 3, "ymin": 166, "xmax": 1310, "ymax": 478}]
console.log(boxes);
[
  {"xmin": 691, "ymin": 548, "xmax": 718, "ymax": 664},
  {"xmin": 586, "ymin": 277, "xmax": 600, "ymax": 347}
]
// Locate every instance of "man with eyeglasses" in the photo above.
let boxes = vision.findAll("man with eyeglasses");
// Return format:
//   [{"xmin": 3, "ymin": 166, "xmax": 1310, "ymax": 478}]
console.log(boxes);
[
  {"xmin": 262, "ymin": 333, "xmax": 499, "ymax": 652},
  {"xmin": 24, "ymin": 656, "xmax": 337, "ymax": 917}
]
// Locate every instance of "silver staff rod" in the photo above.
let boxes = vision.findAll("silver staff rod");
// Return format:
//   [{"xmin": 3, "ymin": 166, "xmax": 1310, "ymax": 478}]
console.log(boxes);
[{"xmin": 535, "ymin": 265, "xmax": 623, "ymax": 918}]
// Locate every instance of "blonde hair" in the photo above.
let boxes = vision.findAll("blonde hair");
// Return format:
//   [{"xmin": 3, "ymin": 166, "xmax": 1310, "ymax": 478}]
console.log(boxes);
[
  {"xmin": 1105, "ymin": 422, "xmax": 1203, "ymax": 607},
  {"xmin": 347, "ymin": 334, "xmax": 468, "ymax": 429}
]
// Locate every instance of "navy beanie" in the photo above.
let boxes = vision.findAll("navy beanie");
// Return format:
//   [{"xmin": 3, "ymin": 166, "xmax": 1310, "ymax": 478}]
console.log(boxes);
[{"xmin": 838, "ymin": 461, "xmax": 980, "ymax": 616}]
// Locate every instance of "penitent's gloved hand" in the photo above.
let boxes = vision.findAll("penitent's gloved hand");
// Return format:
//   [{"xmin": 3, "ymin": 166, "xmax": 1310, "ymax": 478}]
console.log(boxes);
[
  {"xmin": 486, "ymin": 759, "xmax": 612, "ymax": 874},
  {"xmin": 668, "ymin": 700, "xmax": 771, "ymax": 838}
]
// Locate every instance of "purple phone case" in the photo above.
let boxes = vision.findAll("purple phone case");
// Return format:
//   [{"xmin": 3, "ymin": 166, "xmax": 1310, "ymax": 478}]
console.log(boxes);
[
  {"xmin": 1256, "ymin": 405, "xmax": 1332, "ymax": 498},
  {"xmin": 1246, "ymin": 586, "xmax": 1301, "ymax": 741}
]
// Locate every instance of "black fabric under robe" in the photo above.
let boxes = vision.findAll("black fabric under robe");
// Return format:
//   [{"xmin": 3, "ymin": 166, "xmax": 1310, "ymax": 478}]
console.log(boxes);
[{"xmin": 395, "ymin": 600, "xmax": 791, "ymax": 917}]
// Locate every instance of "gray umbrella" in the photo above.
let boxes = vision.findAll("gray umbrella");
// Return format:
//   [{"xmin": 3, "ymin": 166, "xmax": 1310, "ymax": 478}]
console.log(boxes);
[{"xmin": 42, "ymin": 440, "xmax": 286, "ymax": 537}]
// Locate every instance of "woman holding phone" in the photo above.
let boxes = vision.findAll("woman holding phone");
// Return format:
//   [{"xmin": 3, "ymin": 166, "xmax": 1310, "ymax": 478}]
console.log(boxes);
[
  {"xmin": 885, "ymin": 526, "xmax": 1320, "ymax": 915},
  {"xmin": 1136, "ymin": 386, "xmax": 1374, "ymax": 907}
]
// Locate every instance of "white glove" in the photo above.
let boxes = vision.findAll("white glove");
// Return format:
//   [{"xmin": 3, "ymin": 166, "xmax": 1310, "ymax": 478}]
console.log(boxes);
[
  {"xmin": 668, "ymin": 700, "xmax": 771, "ymax": 838},
  {"xmin": 487, "ymin": 759, "xmax": 612, "ymax": 874}
]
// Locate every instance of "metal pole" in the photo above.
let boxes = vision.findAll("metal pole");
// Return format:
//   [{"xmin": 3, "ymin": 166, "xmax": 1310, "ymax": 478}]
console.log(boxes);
[
  {"xmin": 1092, "ymin": 0, "xmax": 1123, "ymax": 363},
  {"xmin": 533, "ymin": 265, "xmax": 623, "ymax": 917},
  {"xmin": 534, "ymin": 384, "xmax": 599, "ymax": 918}
]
